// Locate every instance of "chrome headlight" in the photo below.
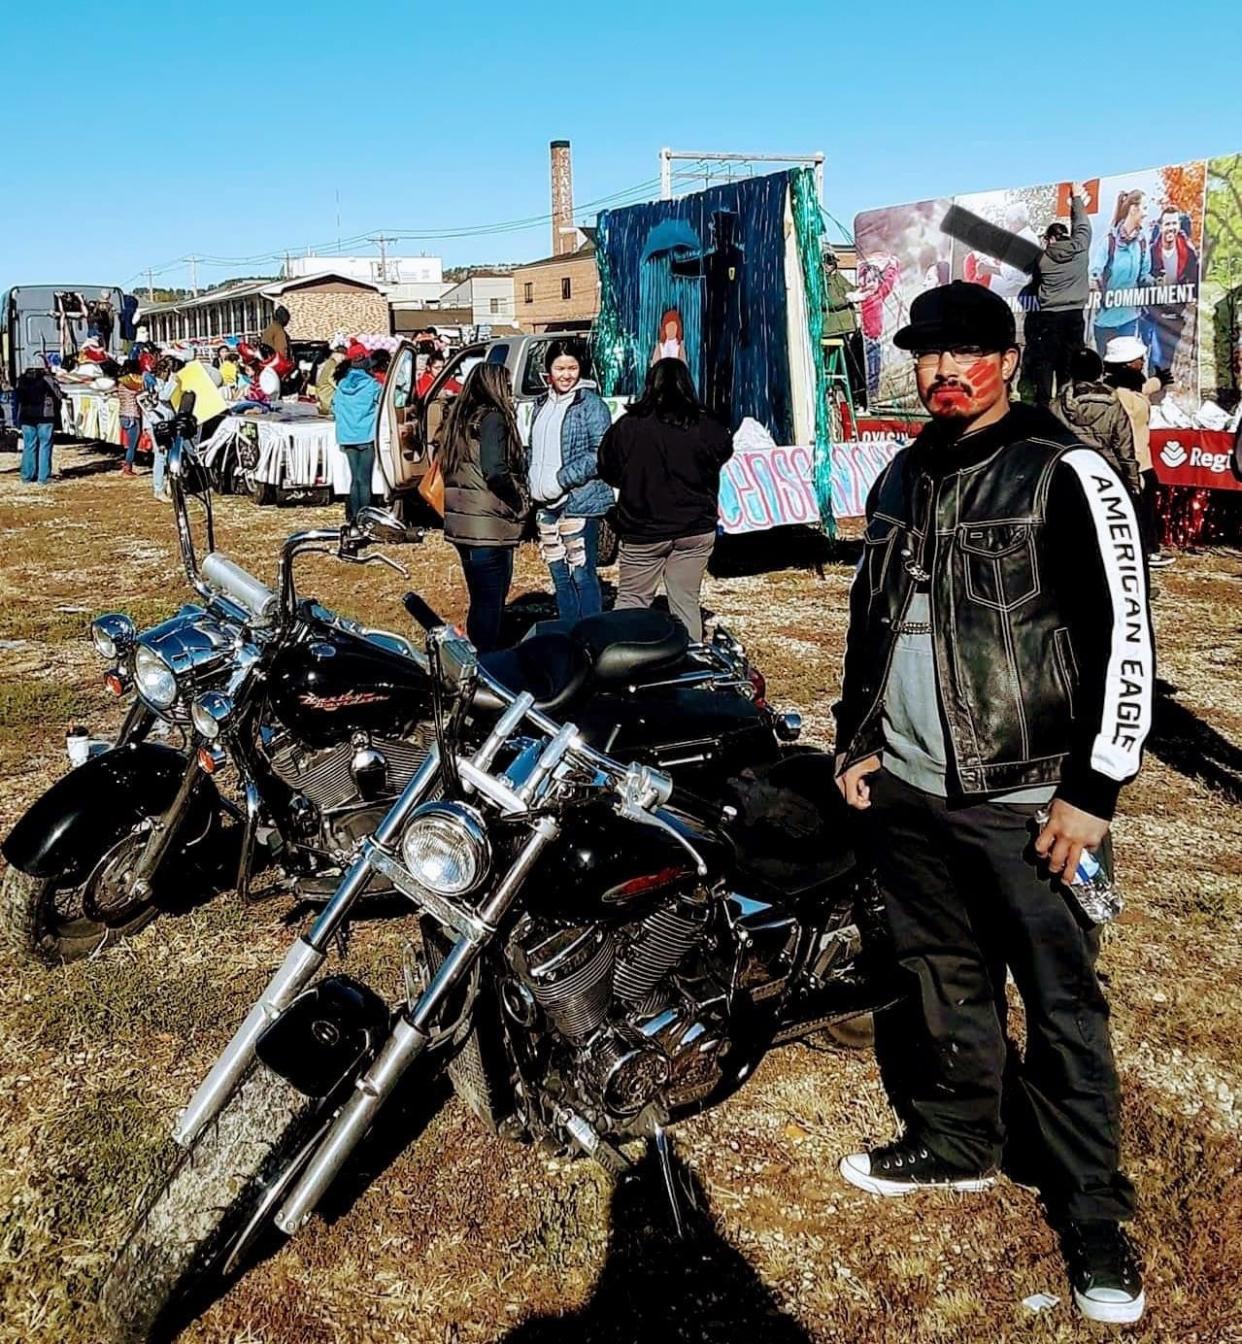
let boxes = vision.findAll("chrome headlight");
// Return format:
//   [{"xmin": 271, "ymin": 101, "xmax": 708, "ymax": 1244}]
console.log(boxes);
[
  {"xmin": 131, "ymin": 610, "xmax": 235, "ymax": 712},
  {"xmin": 191, "ymin": 691, "xmax": 235, "ymax": 740},
  {"xmin": 134, "ymin": 644, "xmax": 178, "ymax": 709},
  {"xmin": 91, "ymin": 613, "xmax": 137, "ymax": 660},
  {"xmin": 400, "ymin": 802, "xmax": 491, "ymax": 896}
]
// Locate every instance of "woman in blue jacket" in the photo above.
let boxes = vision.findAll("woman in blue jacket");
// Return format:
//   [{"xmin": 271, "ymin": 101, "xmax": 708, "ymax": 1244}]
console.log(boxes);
[
  {"xmin": 332, "ymin": 342, "xmax": 383, "ymax": 521},
  {"xmin": 528, "ymin": 339, "xmax": 614, "ymax": 622},
  {"xmin": 1091, "ymin": 190, "xmax": 1153, "ymax": 356}
]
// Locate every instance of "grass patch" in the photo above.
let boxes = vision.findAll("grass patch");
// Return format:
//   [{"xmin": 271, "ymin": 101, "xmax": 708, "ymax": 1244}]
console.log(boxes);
[
  {"xmin": 0, "ymin": 594, "xmax": 178, "ymax": 644},
  {"xmin": 0, "ymin": 681, "xmax": 89, "ymax": 734}
]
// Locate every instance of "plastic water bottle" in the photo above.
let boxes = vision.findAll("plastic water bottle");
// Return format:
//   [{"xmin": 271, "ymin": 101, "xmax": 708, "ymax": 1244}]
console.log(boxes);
[{"xmin": 1034, "ymin": 808, "xmax": 1123, "ymax": 925}]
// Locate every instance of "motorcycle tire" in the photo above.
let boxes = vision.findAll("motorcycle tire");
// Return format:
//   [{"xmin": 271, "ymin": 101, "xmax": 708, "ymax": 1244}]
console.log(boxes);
[
  {"xmin": 0, "ymin": 805, "xmax": 221, "ymax": 966},
  {"xmin": 99, "ymin": 1063, "xmax": 321, "ymax": 1344},
  {"xmin": 0, "ymin": 864, "xmax": 158, "ymax": 967}
]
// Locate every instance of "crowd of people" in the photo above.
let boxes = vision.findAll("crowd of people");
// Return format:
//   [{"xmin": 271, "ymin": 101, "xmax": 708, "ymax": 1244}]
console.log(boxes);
[
  {"xmin": 12, "ymin": 306, "xmax": 304, "ymax": 492},
  {"xmin": 438, "ymin": 338, "xmax": 733, "ymax": 649}
]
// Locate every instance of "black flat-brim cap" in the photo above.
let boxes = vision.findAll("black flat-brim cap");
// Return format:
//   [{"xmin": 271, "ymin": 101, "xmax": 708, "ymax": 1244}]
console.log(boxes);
[{"xmin": 892, "ymin": 280, "xmax": 1018, "ymax": 351}]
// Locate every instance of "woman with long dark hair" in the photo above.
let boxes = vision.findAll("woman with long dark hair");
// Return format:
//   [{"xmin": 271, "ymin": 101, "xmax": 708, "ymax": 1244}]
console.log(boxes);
[
  {"xmin": 597, "ymin": 358, "xmax": 733, "ymax": 641},
  {"xmin": 528, "ymin": 338, "xmax": 613, "ymax": 622},
  {"xmin": 439, "ymin": 362, "xmax": 528, "ymax": 650}
]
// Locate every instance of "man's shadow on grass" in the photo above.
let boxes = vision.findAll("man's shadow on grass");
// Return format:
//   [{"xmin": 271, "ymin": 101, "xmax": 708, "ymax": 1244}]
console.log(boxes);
[
  {"xmin": 1150, "ymin": 677, "xmax": 1242, "ymax": 803},
  {"xmin": 499, "ymin": 1149, "xmax": 811, "ymax": 1344}
]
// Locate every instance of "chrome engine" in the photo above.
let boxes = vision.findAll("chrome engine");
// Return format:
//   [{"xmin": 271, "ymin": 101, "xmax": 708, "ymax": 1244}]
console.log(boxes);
[
  {"xmin": 264, "ymin": 728, "xmax": 436, "ymax": 874},
  {"xmin": 504, "ymin": 886, "xmax": 798, "ymax": 1131},
  {"xmin": 266, "ymin": 730, "xmax": 433, "ymax": 814}
]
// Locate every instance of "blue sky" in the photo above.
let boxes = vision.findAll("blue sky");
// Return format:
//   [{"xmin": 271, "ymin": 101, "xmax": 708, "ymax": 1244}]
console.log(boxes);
[{"xmin": 5, "ymin": 0, "xmax": 1240, "ymax": 291}]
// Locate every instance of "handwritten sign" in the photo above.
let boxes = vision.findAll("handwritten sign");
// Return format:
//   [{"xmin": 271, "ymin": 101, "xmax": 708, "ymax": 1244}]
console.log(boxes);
[{"xmin": 717, "ymin": 436, "xmax": 908, "ymax": 534}]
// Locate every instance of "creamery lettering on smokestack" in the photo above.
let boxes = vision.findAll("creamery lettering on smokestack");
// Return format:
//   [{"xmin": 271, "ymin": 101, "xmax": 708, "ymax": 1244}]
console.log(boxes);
[{"xmin": 550, "ymin": 140, "xmax": 575, "ymax": 258}]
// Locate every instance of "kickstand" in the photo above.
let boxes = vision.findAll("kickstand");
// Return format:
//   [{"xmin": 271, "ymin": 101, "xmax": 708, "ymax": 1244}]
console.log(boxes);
[{"xmin": 647, "ymin": 1123, "xmax": 696, "ymax": 1240}]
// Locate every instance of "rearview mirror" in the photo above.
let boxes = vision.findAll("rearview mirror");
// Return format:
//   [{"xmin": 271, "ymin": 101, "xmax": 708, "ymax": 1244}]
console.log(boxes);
[{"xmin": 355, "ymin": 506, "xmax": 417, "ymax": 545}]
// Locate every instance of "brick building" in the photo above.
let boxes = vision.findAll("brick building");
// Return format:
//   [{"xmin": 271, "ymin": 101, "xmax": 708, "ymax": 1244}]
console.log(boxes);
[
  {"xmin": 139, "ymin": 272, "xmax": 389, "ymax": 347},
  {"xmin": 512, "ymin": 241, "xmax": 599, "ymax": 332},
  {"xmin": 272, "ymin": 273, "xmax": 390, "ymax": 340}
]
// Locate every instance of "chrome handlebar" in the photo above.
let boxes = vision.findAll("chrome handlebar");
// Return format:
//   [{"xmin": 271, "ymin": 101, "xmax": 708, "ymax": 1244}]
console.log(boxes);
[{"xmin": 424, "ymin": 626, "xmax": 703, "ymax": 871}]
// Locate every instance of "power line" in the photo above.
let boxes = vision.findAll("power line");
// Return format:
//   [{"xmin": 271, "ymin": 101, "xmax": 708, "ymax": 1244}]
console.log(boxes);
[{"xmin": 136, "ymin": 175, "xmax": 667, "ymax": 278}]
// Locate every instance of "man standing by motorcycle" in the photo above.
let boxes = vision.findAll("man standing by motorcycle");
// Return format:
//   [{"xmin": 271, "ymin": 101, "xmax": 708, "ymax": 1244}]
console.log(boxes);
[{"xmin": 833, "ymin": 281, "xmax": 1153, "ymax": 1325}]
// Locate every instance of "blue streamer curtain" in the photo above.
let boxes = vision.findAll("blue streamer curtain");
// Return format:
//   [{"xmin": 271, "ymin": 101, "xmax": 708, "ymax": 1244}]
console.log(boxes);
[{"xmin": 596, "ymin": 172, "xmax": 794, "ymax": 442}]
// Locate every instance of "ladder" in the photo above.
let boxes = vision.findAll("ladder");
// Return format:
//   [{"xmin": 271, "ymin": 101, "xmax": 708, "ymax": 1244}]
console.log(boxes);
[{"xmin": 821, "ymin": 337, "xmax": 857, "ymax": 441}]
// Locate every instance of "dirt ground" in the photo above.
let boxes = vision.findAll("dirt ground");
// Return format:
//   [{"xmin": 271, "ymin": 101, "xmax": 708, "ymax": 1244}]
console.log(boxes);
[{"xmin": 1, "ymin": 442, "xmax": 1239, "ymax": 1344}]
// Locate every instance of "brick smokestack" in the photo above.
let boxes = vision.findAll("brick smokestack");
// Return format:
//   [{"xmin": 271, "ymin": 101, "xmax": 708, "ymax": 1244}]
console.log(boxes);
[{"xmin": 550, "ymin": 139, "xmax": 575, "ymax": 257}]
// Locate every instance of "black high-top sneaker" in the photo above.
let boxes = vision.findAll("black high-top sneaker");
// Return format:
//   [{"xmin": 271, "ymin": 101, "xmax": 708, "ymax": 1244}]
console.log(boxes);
[
  {"xmin": 838, "ymin": 1135, "xmax": 997, "ymax": 1197},
  {"xmin": 1061, "ymin": 1220, "xmax": 1146, "ymax": 1324}
]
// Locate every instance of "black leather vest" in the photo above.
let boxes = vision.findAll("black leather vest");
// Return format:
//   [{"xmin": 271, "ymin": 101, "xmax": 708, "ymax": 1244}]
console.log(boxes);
[{"xmin": 838, "ymin": 424, "xmax": 1083, "ymax": 795}]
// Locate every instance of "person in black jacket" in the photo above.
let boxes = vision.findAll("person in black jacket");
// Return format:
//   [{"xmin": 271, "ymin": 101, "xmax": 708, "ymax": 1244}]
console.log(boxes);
[
  {"xmin": 834, "ymin": 282, "xmax": 1152, "ymax": 1326},
  {"xmin": 598, "ymin": 358, "xmax": 732, "ymax": 641},
  {"xmin": 438, "ymin": 363, "xmax": 527, "ymax": 651},
  {"xmin": 16, "ymin": 364, "xmax": 63, "ymax": 484}
]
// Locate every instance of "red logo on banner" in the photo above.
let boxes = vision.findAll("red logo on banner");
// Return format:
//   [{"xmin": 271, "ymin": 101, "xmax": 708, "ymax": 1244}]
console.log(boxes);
[{"xmin": 1151, "ymin": 430, "xmax": 1242, "ymax": 492}]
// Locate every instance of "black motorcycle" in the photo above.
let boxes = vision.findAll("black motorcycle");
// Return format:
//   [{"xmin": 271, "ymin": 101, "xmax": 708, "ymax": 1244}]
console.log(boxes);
[
  {"xmin": 1, "ymin": 421, "xmax": 802, "ymax": 965},
  {"xmin": 99, "ymin": 606, "xmax": 882, "ymax": 1341}
]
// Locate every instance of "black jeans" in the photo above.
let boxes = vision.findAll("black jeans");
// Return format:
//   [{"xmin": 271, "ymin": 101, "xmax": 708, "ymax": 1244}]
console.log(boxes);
[
  {"xmin": 1138, "ymin": 468, "xmax": 1161, "ymax": 557},
  {"xmin": 1026, "ymin": 309, "xmax": 1085, "ymax": 406},
  {"xmin": 455, "ymin": 544, "xmax": 514, "ymax": 652},
  {"xmin": 342, "ymin": 442, "xmax": 375, "ymax": 523},
  {"xmin": 861, "ymin": 769, "xmax": 1135, "ymax": 1223}
]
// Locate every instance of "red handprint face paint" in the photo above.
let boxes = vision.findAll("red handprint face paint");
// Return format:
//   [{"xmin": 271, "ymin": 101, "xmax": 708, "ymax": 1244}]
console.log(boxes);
[{"xmin": 919, "ymin": 356, "xmax": 1005, "ymax": 419}]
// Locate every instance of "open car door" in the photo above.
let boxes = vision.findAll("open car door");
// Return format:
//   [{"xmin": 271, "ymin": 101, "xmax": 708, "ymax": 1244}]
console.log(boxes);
[
  {"xmin": 375, "ymin": 339, "xmax": 419, "ymax": 495},
  {"xmin": 376, "ymin": 342, "xmax": 483, "ymax": 498}
]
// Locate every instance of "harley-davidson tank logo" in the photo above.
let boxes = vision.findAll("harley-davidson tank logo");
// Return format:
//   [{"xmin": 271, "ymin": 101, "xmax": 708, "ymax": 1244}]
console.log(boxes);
[{"xmin": 298, "ymin": 690, "xmax": 389, "ymax": 711}]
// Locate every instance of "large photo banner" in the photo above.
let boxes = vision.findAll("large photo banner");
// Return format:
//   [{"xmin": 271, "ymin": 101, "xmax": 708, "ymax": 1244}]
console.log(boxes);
[{"xmin": 853, "ymin": 155, "xmax": 1242, "ymax": 470}]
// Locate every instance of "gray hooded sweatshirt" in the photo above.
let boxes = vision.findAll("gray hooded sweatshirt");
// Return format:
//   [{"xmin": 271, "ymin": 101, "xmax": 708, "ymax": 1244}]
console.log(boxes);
[{"xmin": 1034, "ymin": 195, "xmax": 1092, "ymax": 312}]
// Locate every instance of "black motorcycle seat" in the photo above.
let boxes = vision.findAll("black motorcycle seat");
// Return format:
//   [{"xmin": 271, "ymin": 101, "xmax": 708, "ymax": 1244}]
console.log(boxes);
[
  {"xmin": 570, "ymin": 609, "xmax": 690, "ymax": 683},
  {"xmin": 476, "ymin": 633, "xmax": 591, "ymax": 715}
]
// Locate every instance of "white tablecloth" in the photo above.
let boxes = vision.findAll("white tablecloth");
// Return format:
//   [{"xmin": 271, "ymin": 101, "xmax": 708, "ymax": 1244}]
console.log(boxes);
[
  {"xmin": 201, "ymin": 410, "xmax": 386, "ymax": 495},
  {"xmin": 61, "ymin": 387, "xmax": 123, "ymax": 445}
]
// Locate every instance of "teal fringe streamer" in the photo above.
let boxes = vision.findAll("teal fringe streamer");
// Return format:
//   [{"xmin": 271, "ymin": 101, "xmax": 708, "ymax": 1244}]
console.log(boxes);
[
  {"xmin": 790, "ymin": 168, "xmax": 835, "ymax": 535},
  {"xmin": 593, "ymin": 212, "xmax": 628, "ymax": 397}
]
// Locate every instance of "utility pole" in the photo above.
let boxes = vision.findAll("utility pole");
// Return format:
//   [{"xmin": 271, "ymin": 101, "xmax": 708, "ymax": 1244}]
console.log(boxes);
[
  {"xmin": 147, "ymin": 269, "xmax": 155, "ymax": 301},
  {"xmin": 187, "ymin": 255, "xmax": 199, "ymax": 296},
  {"xmin": 368, "ymin": 234, "xmax": 396, "ymax": 284}
]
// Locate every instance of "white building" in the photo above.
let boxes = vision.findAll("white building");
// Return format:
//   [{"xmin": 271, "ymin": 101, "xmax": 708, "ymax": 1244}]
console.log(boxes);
[
  {"xmin": 285, "ymin": 254, "xmax": 443, "ymax": 285},
  {"xmin": 439, "ymin": 274, "xmax": 517, "ymax": 326}
]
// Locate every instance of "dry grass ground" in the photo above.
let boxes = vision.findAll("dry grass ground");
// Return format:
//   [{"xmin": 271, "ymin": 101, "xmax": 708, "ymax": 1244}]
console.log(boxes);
[{"xmin": 0, "ymin": 442, "xmax": 1239, "ymax": 1344}]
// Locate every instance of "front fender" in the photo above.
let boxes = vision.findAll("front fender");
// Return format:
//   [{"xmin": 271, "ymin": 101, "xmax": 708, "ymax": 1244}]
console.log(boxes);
[
  {"xmin": 1, "ymin": 741, "xmax": 217, "ymax": 883},
  {"xmin": 255, "ymin": 976, "xmax": 391, "ymax": 1098}
]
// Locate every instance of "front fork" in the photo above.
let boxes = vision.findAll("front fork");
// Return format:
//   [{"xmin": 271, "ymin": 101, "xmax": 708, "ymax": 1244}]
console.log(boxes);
[
  {"xmin": 126, "ymin": 749, "xmax": 205, "ymax": 902},
  {"xmin": 172, "ymin": 745, "xmax": 446, "ymax": 1148},
  {"xmin": 274, "ymin": 814, "xmax": 559, "ymax": 1233}
]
